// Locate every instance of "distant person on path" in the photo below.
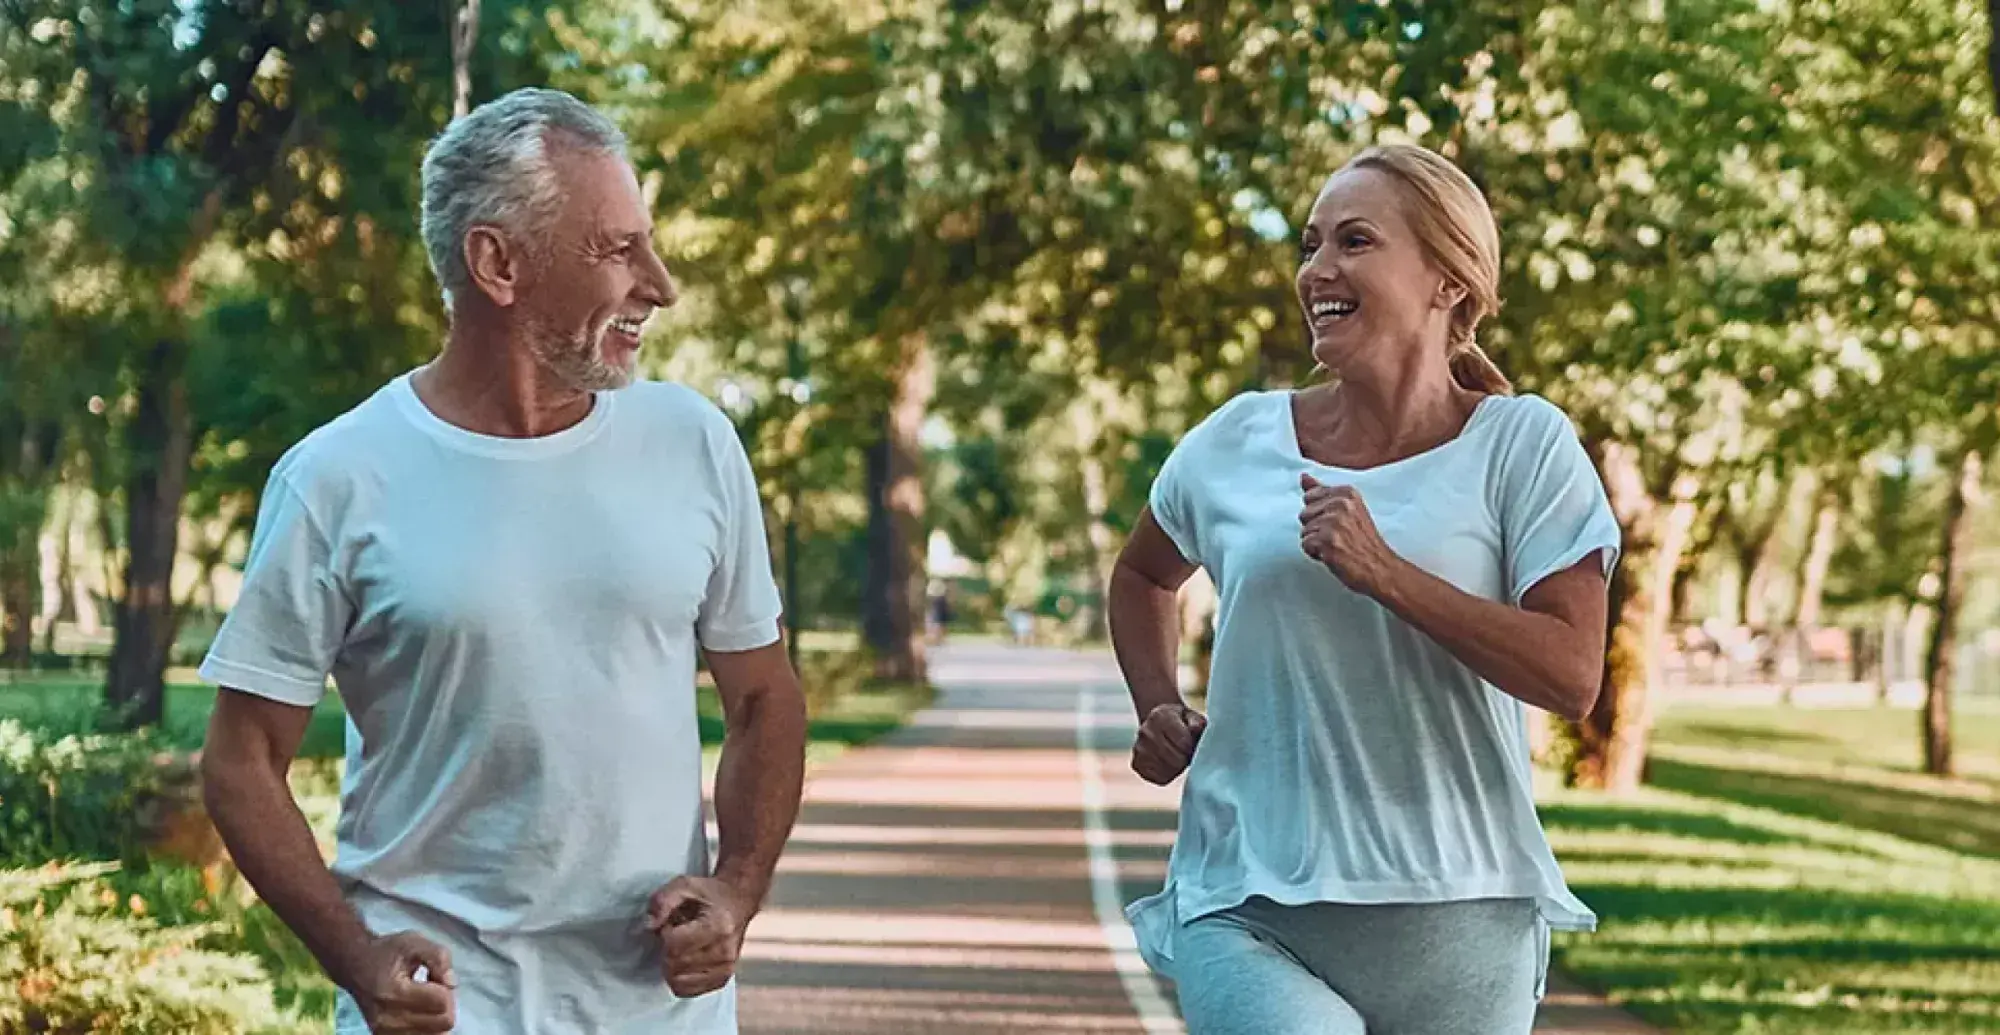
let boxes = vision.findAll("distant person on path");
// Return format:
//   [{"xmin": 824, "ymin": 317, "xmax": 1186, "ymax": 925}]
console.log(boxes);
[
  {"xmin": 1107, "ymin": 143, "xmax": 1620, "ymax": 1035},
  {"xmin": 197, "ymin": 88, "xmax": 807, "ymax": 1035}
]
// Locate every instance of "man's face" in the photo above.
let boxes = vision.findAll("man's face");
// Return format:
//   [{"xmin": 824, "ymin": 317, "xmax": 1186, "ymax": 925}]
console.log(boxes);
[{"xmin": 515, "ymin": 149, "xmax": 676, "ymax": 392}]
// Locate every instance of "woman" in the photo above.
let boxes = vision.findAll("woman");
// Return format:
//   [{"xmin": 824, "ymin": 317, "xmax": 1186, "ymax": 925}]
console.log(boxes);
[{"xmin": 1108, "ymin": 144, "xmax": 1619, "ymax": 1035}]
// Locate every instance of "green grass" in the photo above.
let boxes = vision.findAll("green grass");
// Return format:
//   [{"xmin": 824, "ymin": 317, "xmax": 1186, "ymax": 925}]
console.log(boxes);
[{"xmin": 1545, "ymin": 702, "xmax": 2000, "ymax": 1034}]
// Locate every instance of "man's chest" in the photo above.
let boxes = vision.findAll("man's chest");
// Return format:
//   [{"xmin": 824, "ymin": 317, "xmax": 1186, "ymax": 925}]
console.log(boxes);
[{"xmin": 344, "ymin": 470, "xmax": 722, "ymax": 640}]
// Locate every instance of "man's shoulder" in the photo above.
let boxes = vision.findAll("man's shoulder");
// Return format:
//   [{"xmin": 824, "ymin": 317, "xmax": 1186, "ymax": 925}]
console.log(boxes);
[
  {"xmin": 265, "ymin": 379, "xmax": 411, "ymax": 499},
  {"xmin": 615, "ymin": 380, "xmax": 740, "ymax": 448}
]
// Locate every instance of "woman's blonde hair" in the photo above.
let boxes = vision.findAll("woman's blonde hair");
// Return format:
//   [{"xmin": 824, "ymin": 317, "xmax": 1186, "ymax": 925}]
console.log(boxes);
[{"xmin": 1323, "ymin": 144, "xmax": 1513, "ymax": 395}]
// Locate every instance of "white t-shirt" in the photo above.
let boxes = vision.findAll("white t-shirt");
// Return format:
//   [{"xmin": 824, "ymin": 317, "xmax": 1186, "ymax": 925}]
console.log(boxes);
[
  {"xmin": 1125, "ymin": 389, "xmax": 1621, "ymax": 972},
  {"xmin": 199, "ymin": 372, "xmax": 782, "ymax": 1034}
]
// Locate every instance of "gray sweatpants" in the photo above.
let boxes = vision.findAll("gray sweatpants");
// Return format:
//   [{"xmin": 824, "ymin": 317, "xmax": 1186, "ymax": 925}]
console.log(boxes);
[{"xmin": 1169, "ymin": 897, "xmax": 1548, "ymax": 1035}]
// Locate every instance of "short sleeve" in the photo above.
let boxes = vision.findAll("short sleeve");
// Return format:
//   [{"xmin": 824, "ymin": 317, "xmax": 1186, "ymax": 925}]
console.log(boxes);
[
  {"xmin": 1498, "ymin": 403, "xmax": 1622, "ymax": 606},
  {"xmin": 1147, "ymin": 443, "xmax": 1200, "ymax": 565},
  {"xmin": 197, "ymin": 475, "xmax": 349, "ymax": 707},
  {"xmin": 696, "ymin": 422, "xmax": 784, "ymax": 652}
]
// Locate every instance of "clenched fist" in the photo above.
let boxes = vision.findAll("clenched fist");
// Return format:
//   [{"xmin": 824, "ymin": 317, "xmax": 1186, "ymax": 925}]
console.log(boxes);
[
  {"xmin": 351, "ymin": 931, "xmax": 456, "ymax": 1034},
  {"xmin": 1132, "ymin": 703, "xmax": 1207, "ymax": 785},
  {"xmin": 646, "ymin": 876, "xmax": 753, "ymax": 999},
  {"xmin": 1298, "ymin": 472, "xmax": 1400, "ymax": 599}
]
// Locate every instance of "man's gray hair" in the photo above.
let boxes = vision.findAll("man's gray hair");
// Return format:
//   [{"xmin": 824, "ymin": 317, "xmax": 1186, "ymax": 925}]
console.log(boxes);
[{"xmin": 420, "ymin": 87, "xmax": 628, "ymax": 310}]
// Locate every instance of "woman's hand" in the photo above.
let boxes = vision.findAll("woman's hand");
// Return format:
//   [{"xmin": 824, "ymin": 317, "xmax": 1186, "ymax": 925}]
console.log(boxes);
[
  {"xmin": 1132, "ymin": 703, "xmax": 1207, "ymax": 785},
  {"xmin": 1298, "ymin": 473, "xmax": 1403, "ymax": 599}
]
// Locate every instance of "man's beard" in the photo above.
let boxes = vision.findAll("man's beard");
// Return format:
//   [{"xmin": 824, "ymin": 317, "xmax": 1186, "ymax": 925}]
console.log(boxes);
[{"xmin": 526, "ymin": 316, "xmax": 634, "ymax": 393}]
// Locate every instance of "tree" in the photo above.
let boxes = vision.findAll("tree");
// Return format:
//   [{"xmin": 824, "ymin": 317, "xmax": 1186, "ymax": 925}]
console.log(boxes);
[
  {"xmin": 1781, "ymin": 0, "xmax": 2000, "ymax": 775},
  {"xmin": 1459, "ymin": 0, "xmax": 1842, "ymax": 789},
  {"xmin": 0, "ymin": 1, "xmax": 560, "ymax": 725}
]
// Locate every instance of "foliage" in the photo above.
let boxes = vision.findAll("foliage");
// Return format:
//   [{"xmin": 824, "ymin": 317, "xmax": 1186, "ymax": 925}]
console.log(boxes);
[
  {"xmin": 0, "ymin": 861, "xmax": 280, "ymax": 1035},
  {"xmin": 0, "ymin": 720, "xmax": 175, "ymax": 868}
]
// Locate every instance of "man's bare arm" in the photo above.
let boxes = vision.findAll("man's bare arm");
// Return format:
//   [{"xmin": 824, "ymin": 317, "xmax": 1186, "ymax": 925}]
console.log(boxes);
[
  {"xmin": 201, "ymin": 690, "xmax": 382, "ymax": 988},
  {"xmin": 703, "ymin": 640, "xmax": 809, "ymax": 914},
  {"xmin": 202, "ymin": 690, "xmax": 456, "ymax": 1035}
]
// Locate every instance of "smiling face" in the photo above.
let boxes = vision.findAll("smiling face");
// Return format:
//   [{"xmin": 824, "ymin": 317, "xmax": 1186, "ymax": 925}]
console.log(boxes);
[
  {"xmin": 1295, "ymin": 166, "xmax": 1458, "ymax": 375},
  {"xmin": 512, "ymin": 148, "xmax": 677, "ymax": 392}
]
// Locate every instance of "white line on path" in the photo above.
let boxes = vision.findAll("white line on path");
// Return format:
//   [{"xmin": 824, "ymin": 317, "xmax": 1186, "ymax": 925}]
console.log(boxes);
[{"xmin": 1075, "ymin": 684, "xmax": 1186, "ymax": 1035}]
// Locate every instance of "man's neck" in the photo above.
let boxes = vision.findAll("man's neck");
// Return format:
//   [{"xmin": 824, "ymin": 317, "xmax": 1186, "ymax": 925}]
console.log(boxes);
[{"xmin": 413, "ymin": 313, "xmax": 594, "ymax": 439}]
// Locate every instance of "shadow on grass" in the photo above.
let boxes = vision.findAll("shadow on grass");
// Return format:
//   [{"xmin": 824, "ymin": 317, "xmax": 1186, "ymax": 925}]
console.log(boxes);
[
  {"xmin": 1539, "ymin": 801, "xmax": 1818, "ymax": 849},
  {"xmin": 1646, "ymin": 757, "xmax": 2000, "ymax": 859},
  {"xmin": 1554, "ymin": 850, "xmax": 1781, "ymax": 872},
  {"xmin": 1616, "ymin": 993, "xmax": 2000, "ymax": 1035},
  {"xmin": 1573, "ymin": 880, "xmax": 2000, "ymax": 932},
  {"xmin": 1664, "ymin": 720, "xmax": 1840, "ymax": 751},
  {"xmin": 1560, "ymin": 884, "xmax": 2000, "ymax": 1033}
]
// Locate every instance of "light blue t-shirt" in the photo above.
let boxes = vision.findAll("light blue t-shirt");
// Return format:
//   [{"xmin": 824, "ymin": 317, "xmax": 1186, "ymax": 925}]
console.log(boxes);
[
  {"xmin": 1126, "ymin": 389, "xmax": 1621, "ymax": 971},
  {"xmin": 200, "ymin": 373, "xmax": 782, "ymax": 1033}
]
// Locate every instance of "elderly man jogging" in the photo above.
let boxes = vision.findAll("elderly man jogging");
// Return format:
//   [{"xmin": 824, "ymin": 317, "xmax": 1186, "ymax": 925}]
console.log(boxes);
[{"xmin": 198, "ymin": 87, "xmax": 807, "ymax": 1034}]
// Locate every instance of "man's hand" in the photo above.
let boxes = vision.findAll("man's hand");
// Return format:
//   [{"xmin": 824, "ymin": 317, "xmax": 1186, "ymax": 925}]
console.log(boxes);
[
  {"xmin": 646, "ymin": 875, "xmax": 753, "ymax": 998},
  {"xmin": 350, "ymin": 931, "xmax": 456, "ymax": 1034},
  {"xmin": 1132, "ymin": 702, "xmax": 1206, "ymax": 785}
]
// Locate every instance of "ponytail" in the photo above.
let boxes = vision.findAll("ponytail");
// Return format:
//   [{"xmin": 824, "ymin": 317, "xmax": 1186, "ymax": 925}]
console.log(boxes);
[{"xmin": 1448, "ymin": 339, "xmax": 1513, "ymax": 396}]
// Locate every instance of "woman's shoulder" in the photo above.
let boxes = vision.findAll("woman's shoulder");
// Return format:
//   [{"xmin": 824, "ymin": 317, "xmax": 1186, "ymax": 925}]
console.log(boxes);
[
  {"xmin": 1478, "ymin": 391, "xmax": 1584, "ymax": 446},
  {"xmin": 1180, "ymin": 389, "xmax": 1284, "ymax": 450}
]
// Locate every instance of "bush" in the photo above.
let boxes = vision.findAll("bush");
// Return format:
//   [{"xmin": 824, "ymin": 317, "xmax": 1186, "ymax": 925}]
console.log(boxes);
[
  {"xmin": 0, "ymin": 861, "xmax": 280, "ymax": 1034},
  {"xmin": 0, "ymin": 720, "xmax": 181, "ymax": 868}
]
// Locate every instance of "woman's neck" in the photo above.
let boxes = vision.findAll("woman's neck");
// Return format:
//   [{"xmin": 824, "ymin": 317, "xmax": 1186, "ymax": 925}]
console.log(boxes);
[{"xmin": 1292, "ymin": 362, "xmax": 1485, "ymax": 468}]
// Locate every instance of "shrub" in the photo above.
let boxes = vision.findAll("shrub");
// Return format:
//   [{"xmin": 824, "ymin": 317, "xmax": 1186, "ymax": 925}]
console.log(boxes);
[
  {"xmin": 0, "ymin": 861, "xmax": 279, "ymax": 1034},
  {"xmin": 0, "ymin": 720, "xmax": 178, "ymax": 868}
]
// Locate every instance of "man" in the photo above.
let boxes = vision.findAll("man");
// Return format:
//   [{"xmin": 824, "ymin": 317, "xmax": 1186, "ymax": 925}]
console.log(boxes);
[{"xmin": 198, "ymin": 87, "xmax": 808, "ymax": 1034}]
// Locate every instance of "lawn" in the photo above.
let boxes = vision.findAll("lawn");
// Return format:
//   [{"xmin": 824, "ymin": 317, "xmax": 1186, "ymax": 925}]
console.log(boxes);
[{"xmin": 1545, "ymin": 701, "xmax": 2000, "ymax": 1034}]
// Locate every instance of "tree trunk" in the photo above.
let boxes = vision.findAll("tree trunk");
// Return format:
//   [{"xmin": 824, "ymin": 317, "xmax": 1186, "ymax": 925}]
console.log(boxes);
[
  {"xmin": 1732, "ymin": 469, "xmax": 1813, "ymax": 630},
  {"xmin": 450, "ymin": 0, "xmax": 480, "ymax": 118},
  {"xmin": 0, "ymin": 518, "xmax": 35, "ymax": 666},
  {"xmin": 1, "ymin": 423, "xmax": 57, "ymax": 667},
  {"xmin": 1794, "ymin": 494, "xmax": 1840, "ymax": 631},
  {"xmin": 1570, "ymin": 442, "xmax": 1693, "ymax": 792},
  {"xmin": 1774, "ymin": 492, "xmax": 1842, "ymax": 691},
  {"xmin": 1877, "ymin": 601, "xmax": 1902, "ymax": 700},
  {"xmin": 1669, "ymin": 553, "xmax": 1699, "ymax": 626},
  {"xmin": 1069, "ymin": 396, "xmax": 1117, "ymax": 643},
  {"xmin": 860, "ymin": 333, "xmax": 933, "ymax": 683},
  {"xmin": 1921, "ymin": 447, "xmax": 1981, "ymax": 776},
  {"xmin": 51, "ymin": 488, "xmax": 75, "ymax": 624},
  {"xmin": 42, "ymin": 497, "xmax": 70, "ymax": 656},
  {"xmin": 1078, "ymin": 449, "xmax": 1114, "ymax": 642},
  {"xmin": 105, "ymin": 341, "xmax": 194, "ymax": 729}
]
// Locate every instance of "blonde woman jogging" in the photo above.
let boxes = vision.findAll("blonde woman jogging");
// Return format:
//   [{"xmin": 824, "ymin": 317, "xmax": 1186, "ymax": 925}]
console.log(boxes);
[{"xmin": 1109, "ymin": 144, "xmax": 1620, "ymax": 1035}]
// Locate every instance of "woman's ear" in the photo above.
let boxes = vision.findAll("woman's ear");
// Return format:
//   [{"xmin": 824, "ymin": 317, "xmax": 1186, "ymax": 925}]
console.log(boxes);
[{"xmin": 1435, "ymin": 279, "xmax": 1468, "ymax": 312}]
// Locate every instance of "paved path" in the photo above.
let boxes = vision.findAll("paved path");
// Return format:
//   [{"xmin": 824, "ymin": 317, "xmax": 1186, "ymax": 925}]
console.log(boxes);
[{"xmin": 729, "ymin": 644, "xmax": 1658, "ymax": 1034}]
